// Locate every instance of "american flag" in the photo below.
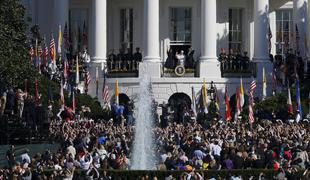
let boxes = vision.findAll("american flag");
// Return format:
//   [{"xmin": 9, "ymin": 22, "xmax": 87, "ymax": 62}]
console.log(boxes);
[
  {"xmin": 49, "ymin": 35, "xmax": 56, "ymax": 62},
  {"xmin": 63, "ymin": 22, "xmax": 70, "ymax": 51},
  {"xmin": 63, "ymin": 59, "xmax": 68, "ymax": 79},
  {"xmin": 29, "ymin": 45, "xmax": 34, "ymax": 58},
  {"xmin": 84, "ymin": 70, "xmax": 91, "ymax": 89},
  {"xmin": 102, "ymin": 69, "xmax": 109, "ymax": 104},
  {"xmin": 248, "ymin": 79, "xmax": 256, "ymax": 124},
  {"xmin": 38, "ymin": 45, "xmax": 43, "ymax": 57}
]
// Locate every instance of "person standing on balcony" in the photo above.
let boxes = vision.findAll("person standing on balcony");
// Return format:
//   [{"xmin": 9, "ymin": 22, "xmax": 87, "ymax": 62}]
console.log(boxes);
[
  {"xmin": 165, "ymin": 48, "xmax": 175, "ymax": 69},
  {"xmin": 107, "ymin": 49, "xmax": 117, "ymax": 71},
  {"xmin": 185, "ymin": 47, "xmax": 195, "ymax": 69},
  {"xmin": 125, "ymin": 48, "xmax": 133, "ymax": 71},
  {"xmin": 228, "ymin": 49, "xmax": 235, "ymax": 70},
  {"xmin": 116, "ymin": 48, "xmax": 125, "ymax": 71},
  {"xmin": 133, "ymin": 47, "xmax": 142, "ymax": 71},
  {"xmin": 176, "ymin": 50, "xmax": 185, "ymax": 66}
]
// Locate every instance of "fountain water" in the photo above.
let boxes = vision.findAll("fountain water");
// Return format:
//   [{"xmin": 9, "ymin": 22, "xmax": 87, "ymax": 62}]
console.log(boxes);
[{"xmin": 131, "ymin": 65, "xmax": 155, "ymax": 170}]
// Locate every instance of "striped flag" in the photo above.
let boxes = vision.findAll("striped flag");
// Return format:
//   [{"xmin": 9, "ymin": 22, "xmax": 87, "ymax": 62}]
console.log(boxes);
[
  {"xmin": 49, "ymin": 34, "xmax": 56, "ymax": 63},
  {"xmin": 84, "ymin": 70, "xmax": 91, "ymax": 92},
  {"xmin": 287, "ymin": 86, "xmax": 293, "ymax": 115},
  {"xmin": 57, "ymin": 25, "xmax": 62, "ymax": 54},
  {"xmin": 262, "ymin": 67, "xmax": 267, "ymax": 100},
  {"xmin": 63, "ymin": 22, "xmax": 70, "ymax": 51},
  {"xmin": 191, "ymin": 86, "xmax": 197, "ymax": 117},
  {"xmin": 102, "ymin": 69, "xmax": 110, "ymax": 104},
  {"xmin": 29, "ymin": 44, "xmax": 34, "ymax": 58},
  {"xmin": 115, "ymin": 79, "xmax": 119, "ymax": 105},
  {"xmin": 225, "ymin": 85, "xmax": 231, "ymax": 121},
  {"xmin": 63, "ymin": 59, "xmax": 69, "ymax": 79},
  {"xmin": 248, "ymin": 79, "xmax": 256, "ymax": 124}
]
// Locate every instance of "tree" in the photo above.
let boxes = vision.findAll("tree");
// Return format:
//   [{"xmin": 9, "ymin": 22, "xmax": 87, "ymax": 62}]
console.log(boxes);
[{"xmin": 0, "ymin": 0, "xmax": 37, "ymax": 87}]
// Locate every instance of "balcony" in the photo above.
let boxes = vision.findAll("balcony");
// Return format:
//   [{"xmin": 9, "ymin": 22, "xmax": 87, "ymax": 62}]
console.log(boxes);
[{"xmin": 220, "ymin": 60, "xmax": 256, "ymax": 77}]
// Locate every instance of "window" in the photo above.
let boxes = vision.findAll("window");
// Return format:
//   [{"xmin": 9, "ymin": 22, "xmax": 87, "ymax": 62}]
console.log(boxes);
[
  {"xmin": 69, "ymin": 9, "xmax": 88, "ymax": 53},
  {"xmin": 170, "ymin": 8, "xmax": 192, "ymax": 44},
  {"xmin": 229, "ymin": 8, "xmax": 243, "ymax": 52},
  {"xmin": 275, "ymin": 10, "xmax": 293, "ymax": 55},
  {"xmin": 120, "ymin": 8, "xmax": 133, "ymax": 51}
]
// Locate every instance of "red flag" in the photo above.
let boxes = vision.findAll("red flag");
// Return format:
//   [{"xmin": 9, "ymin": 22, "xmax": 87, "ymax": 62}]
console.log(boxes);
[
  {"xmin": 225, "ymin": 85, "xmax": 231, "ymax": 121},
  {"xmin": 287, "ymin": 87, "xmax": 293, "ymax": 114},
  {"xmin": 63, "ymin": 22, "xmax": 70, "ymax": 51}
]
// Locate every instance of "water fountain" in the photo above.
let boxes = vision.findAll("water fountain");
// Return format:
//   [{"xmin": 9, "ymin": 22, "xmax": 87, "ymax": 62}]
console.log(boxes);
[{"xmin": 131, "ymin": 65, "xmax": 156, "ymax": 170}]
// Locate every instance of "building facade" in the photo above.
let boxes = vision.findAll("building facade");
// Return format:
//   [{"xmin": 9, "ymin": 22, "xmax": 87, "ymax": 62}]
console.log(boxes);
[{"xmin": 21, "ymin": 0, "xmax": 308, "ymax": 113}]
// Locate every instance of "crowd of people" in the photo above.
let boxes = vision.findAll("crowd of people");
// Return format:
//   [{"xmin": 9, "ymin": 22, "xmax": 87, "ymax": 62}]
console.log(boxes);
[{"xmin": 1, "ymin": 112, "xmax": 309, "ymax": 179}]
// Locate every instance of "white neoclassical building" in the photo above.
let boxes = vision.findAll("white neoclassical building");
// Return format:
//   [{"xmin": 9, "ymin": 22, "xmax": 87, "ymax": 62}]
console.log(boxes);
[{"xmin": 21, "ymin": 0, "xmax": 309, "ymax": 112}]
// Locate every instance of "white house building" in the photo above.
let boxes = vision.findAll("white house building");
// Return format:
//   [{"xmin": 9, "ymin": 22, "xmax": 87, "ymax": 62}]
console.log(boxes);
[{"xmin": 21, "ymin": 0, "xmax": 308, "ymax": 113}]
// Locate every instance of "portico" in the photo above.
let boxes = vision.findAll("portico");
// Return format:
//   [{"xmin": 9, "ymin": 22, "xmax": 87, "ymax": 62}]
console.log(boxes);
[{"xmin": 25, "ymin": 0, "xmax": 308, "ymax": 108}]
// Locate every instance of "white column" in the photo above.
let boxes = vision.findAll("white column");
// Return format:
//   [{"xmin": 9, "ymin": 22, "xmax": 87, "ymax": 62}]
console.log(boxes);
[
  {"xmin": 53, "ymin": 0, "xmax": 69, "ymax": 29},
  {"xmin": 253, "ymin": 0, "xmax": 272, "ymax": 97},
  {"xmin": 140, "ymin": 0, "xmax": 161, "ymax": 77},
  {"xmin": 294, "ymin": 0, "xmax": 307, "ymax": 56},
  {"xmin": 92, "ymin": 0, "xmax": 107, "ymax": 67},
  {"xmin": 199, "ymin": 0, "xmax": 220, "ymax": 78},
  {"xmin": 253, "ymin": 0, "xmax": 269, "ymax": 61}
]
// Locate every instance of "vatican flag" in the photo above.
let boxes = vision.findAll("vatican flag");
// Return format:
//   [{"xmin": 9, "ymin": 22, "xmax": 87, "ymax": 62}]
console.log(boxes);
[
  {"xmin": 57, "ymin": 25, "xmax": 62, "ymax": 54},
  {"xmin": 262, "ymin": 67, "xmax": 267, "ymax": 100},
  {"xmin": 115, "ymin": 80, "xmax": 119, "ymax": 105},
  {"xmin": 239, "ymin": 78, "xmax": 245, "ymax": 107}
]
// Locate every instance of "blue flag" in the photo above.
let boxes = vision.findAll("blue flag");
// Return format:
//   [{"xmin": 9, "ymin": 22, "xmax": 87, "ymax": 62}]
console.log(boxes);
[{"xmin": 295, "ymin": 79, "xmax": 302, "ymax": 122}]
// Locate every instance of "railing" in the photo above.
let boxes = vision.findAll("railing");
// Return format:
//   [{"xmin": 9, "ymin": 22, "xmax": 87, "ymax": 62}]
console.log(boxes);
[
  {"xmin": 106, "ymin": 59, "xmax": 140, "ymax": 78},
  {"xmin": 220, "ymin": 60, "xmax": 256, "ymax": 77}
]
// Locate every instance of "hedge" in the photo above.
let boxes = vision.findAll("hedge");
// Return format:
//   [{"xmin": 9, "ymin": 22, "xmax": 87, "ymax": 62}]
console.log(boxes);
[{"xmin": 38, "ymin": 169, "xmax": 306, "ymax": 179}]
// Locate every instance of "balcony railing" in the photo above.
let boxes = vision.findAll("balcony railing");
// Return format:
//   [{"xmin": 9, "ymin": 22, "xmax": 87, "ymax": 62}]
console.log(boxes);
[
  {"xmin": 106, "ymin": 60, "xmax": 139, "ymax": 78},
  {"xmin": 220, "ymin": 60, "xmax": 256, "ymax": 77}
]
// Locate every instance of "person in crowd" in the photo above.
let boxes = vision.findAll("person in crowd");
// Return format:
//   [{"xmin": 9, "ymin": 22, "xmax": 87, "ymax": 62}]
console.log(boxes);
[
  {"xmin": 6, "ymin": 88, "xmax": 15, "ymax": 115},
  {"xmin": 16, "ymin": 89, "xmax": 26, "ymax": 118}
]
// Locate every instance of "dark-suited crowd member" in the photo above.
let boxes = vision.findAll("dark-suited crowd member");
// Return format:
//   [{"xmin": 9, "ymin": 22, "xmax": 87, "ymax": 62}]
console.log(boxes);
[
  {"xmin": 133, "ymin": 47, "xmax": 142, "ymax": 70},
  {"xmin": 165, "ymin": 48, "xmax": 176, "ymax": 69},
  {"xmin": 185, "ymin": 47, "xmax": 195, "ymax": 69},
  {"xmin": 107, "ymin": 49, "xmax": 117, "ymax": 71},
  {"xmin": 116, "ymin": 48, "xmax": 125, "ymax": 71},
  {"xmin": 125, "ymin": 48, "xmax": 133, "ymax": 70},
  {"xmin": 6, "ymin": 145, "xmax": 15, "ymax": 168},
  {"xmin": 160, "ymin": 101, "xmax": 169, "ymax": 128},
  {"xmin": 6, "ymin": 88, "xmax": 15, "ymax": 115}
]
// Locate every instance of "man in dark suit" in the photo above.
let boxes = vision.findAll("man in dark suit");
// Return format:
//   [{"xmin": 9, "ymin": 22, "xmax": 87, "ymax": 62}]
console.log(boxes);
[
  {"xmin": 6, "ymin": 88, "xmax": 15, "ymax": 115},
  {"xmin": 133, "ymin": 47, "xmax": 142, "ymax": 70},
  {"xmin": 185, "ymin": 47, "xmax": 195, "ymax": 69}
]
